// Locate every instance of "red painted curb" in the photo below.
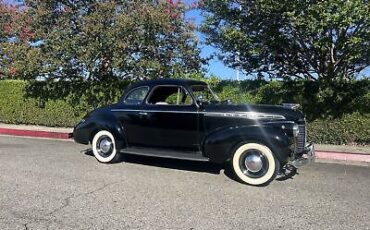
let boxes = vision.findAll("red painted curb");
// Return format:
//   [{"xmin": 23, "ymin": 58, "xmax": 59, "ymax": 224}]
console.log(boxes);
[
  {"xmin": 0, "ymin": 128, "xmax": 70, "ymax": 139},
  {"xmin": 315, "ymin": 151, "xmax": 370, "ymax": 163}
]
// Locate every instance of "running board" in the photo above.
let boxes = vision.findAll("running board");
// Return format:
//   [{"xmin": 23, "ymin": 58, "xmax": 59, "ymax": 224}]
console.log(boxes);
[{"xmin": 121, "ymin": 147, "xmax": 209, "ymax": 162}]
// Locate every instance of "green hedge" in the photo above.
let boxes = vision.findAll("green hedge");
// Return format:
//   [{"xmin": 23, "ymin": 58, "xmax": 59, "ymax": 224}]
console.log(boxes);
[
  {"xmin": 214, "ymin": 79, "xmax": 370, "ymax": 121},
  {"xmin": 0, "ymin": 79, "xmax": 369, "ymax": 145},
  {"xmin": 0, "ymin": 80, "xmax": 84, "ymax": 127},
  {"xmin": 214, "ymin": 79, "xmax": 370, "ymax": 145},
  {"xmin": 308, "ymin": 113, "xmax": 370, "ymax": 145}
]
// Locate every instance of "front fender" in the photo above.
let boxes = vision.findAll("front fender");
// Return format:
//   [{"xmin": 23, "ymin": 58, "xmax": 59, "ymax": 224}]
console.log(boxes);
[
  {"xmin": 203, "ymin": 125, "xmax": 291, "ymax": 164},
  {"xmin": 73, "ymin": 110, "xmax": 126, "ymax": 149}
]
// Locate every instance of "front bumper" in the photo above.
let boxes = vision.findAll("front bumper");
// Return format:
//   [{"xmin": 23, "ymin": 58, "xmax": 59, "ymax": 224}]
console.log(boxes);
[{"xmin": 291, "ymin": 143, "xmax": 315, "ymax": 167}]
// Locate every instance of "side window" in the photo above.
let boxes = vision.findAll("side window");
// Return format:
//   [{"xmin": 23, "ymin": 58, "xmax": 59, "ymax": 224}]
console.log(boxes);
[
  {"xmin": 147, "ymin": 86, "xmax": 193, "ymax": 105},
  {"xmin": 124, "ymin": 87, "xmax": 149, "ymax": 105}
]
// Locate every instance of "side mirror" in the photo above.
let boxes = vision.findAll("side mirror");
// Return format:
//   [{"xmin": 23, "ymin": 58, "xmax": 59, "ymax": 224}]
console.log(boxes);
[
  {"xmin": 196, "ymin": 95, "xmax": 208, "ymax": 108},
  {"xmin": 282, "ymin": 103, "xmax": 300, "ymax": 110},
  {"xmin": 197, "ymin": 101, "xmax": 203, "ymax": 108}
]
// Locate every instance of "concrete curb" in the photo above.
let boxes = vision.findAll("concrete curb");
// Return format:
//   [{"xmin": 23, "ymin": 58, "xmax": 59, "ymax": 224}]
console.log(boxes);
[{"xmin": 1, "ymin": 127, "xmax": 369, "ymax": 164}]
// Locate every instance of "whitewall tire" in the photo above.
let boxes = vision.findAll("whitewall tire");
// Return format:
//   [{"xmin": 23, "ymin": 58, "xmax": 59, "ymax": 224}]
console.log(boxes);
[
  {"xmin": 92, "ymin": 130, "xmax": 121, "ymax": 163},
  {"xmin": 232, "ymin": 143, "xmax": 279, "ymax": 185}
]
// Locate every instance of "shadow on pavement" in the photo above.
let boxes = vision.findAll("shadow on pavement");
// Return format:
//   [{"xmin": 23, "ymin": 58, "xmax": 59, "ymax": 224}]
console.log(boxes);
[
  {"xmin": 82, "ymin": 148, "xmax": 223, "ymax": 175},
  {"xmin": 276, "ymin": 164, "xmax": 299, "ymax": 181},
  {"xmin": 123, "ymin": 154, "xmax": 224, "ymax": 175},
  {"xmin": 82, "ymin": 149, "xmax": 299, "ymax": 184}
]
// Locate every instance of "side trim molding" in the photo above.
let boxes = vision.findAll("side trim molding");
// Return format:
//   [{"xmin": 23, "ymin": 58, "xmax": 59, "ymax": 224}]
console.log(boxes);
[{"xmin": 111, "ymin": 109, "xmax": 286, "ymax": 120}]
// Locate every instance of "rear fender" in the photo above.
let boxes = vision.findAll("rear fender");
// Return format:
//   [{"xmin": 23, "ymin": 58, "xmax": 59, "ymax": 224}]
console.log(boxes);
[
  {"xmin": 73, "ymin": 111, "xmax": 126, "ymax": 149},
  {"xmin": 203, "ymin": 125, "xmax": 291, "ymax": 164}
]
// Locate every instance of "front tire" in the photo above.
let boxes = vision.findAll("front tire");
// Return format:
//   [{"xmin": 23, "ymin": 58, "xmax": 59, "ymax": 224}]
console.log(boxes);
[
  {"xmin": 92, "ymin": 130, "xmax": 121, "ymax": 163},
  {"xmin": 232, "ymin": 143, "xmax": 279, "ymax": 185}
]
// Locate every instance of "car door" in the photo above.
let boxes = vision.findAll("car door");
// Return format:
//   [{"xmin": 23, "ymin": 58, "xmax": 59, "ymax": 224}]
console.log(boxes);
[
  {"xmin": 113, "ymin": 86, "xmax": 150, "ymax": 146},
  {"xmin": 136, "ymin": 85, "xmax": 200, "ymax": 151}
]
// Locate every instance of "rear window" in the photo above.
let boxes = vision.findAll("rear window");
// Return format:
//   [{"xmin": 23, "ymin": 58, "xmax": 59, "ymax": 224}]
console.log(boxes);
[
  {"xmin": 147, "ymin": 86, "xmax": 193, "ymax": 105},
  {"xmin": 124, "ymin": 86, "xmax": 149, "ymax": 105}
]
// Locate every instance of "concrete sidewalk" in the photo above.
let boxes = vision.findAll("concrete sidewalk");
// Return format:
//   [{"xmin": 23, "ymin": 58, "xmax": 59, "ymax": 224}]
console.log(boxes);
[{"xmin": 0, "ymin": 123, "xmax": 369, "ymax": 164}]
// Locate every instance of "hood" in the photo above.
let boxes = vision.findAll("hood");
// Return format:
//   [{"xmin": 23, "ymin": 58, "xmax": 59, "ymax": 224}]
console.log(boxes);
[{"xmin": 202, "ymin": 103, "xmax": 305, "ymax": 123}]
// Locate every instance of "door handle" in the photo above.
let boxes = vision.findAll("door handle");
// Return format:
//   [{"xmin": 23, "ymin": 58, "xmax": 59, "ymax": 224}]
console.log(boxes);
[{"xmin": 139, "ymin": 112, "xmax": 148, "ymax": 116}]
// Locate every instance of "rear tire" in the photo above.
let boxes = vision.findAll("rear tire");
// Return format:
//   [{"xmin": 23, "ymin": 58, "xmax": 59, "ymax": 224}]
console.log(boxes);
[
  {"xmin": 231, "ymin": 143, "xmax": 279, "ymax": 185},
  {"xmin": 92, "ymin": 130, "xmax": 121, "ymax": 163}
]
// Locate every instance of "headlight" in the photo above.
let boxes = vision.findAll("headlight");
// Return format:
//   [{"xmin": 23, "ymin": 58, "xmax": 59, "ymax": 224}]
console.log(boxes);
[{"xmin": 292, "ymin": 124, "xmax": 299, "ymax": 137}]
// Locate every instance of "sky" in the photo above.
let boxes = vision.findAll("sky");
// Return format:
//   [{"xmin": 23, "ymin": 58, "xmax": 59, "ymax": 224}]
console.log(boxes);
[
  {"xmin": 4, "ymin": 0, "xmax": 369, "ymax": 79},
  {"xmin": 183, "ymin": 2, "xmax": 240, "ymax": 80}
]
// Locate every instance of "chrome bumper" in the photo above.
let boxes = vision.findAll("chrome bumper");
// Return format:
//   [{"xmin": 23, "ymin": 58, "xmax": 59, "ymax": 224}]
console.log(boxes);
[{"xmin": 291, "ymin": 143, "xmax": 315, "ymax": 167}]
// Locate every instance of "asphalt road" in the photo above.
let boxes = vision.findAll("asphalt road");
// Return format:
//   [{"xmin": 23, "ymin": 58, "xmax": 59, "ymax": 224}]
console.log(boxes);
[{"xmin": 0, "ymin": 136, "xmax": 369, "ymax": 230}]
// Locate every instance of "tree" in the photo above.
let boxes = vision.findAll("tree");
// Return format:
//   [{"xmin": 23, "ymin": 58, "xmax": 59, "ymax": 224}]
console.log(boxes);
[
  {"xmin": 201, "ymin": 0, "xmax": 370, "ymax": 81},
  {"xmin": 0, "ymin": 0, "xmax": 204, "ymax": 106},
  {"xmin": 0, "ymin": 1, "xmax": 36, "ymax": 79},
  {"xmin": 11, "ymin": 0, "xmax": 203, "ymax": 82}
]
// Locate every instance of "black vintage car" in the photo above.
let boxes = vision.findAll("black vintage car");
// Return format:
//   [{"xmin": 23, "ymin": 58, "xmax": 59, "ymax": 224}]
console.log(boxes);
[{"xmin": 73, "ymin": 79, "xmax": 314, "ymax": 185}]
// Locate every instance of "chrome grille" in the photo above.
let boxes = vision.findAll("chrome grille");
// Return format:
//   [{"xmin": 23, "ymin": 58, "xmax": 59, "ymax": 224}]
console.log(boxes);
[{"xmin": 296, "ymin": 124, "xmax": 306, "ymax": 153}]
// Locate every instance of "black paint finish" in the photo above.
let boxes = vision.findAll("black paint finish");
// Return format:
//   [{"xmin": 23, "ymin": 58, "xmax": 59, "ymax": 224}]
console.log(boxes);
[{"xmin": 73, "ymin": 79, "xmax": 308, "ymax": 165}]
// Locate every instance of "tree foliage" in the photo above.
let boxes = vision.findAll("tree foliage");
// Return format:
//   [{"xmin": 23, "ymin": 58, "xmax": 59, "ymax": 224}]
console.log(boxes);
[
  {"xmin": 0, "ymin": 0, "xmax": 204, "ymax": 105},
  {"xmin": 201, "ymin": 0, "xmax": 370, "ymax": 80},
  {"xmin": 7, "ymin": 0, "xmax": 203, "ymax": 82},
  {"xmin": 0, "ymin": 1, "xmax": 35, "ymax": 79}
]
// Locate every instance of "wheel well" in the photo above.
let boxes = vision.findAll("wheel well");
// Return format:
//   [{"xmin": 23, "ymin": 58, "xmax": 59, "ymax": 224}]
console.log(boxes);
[
  {"xmin": 204, "ymin": 126, "xmax": 290, "ymax": 165},
  {"xmin": 89, "ymin": 129, "xmax": 100, "ymax": 144}
]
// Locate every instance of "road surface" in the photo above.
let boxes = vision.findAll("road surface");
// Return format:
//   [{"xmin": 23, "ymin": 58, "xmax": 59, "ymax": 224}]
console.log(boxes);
[{"xmin": 0, "ymin": 136, "xmax": 369, "ymax": 229}]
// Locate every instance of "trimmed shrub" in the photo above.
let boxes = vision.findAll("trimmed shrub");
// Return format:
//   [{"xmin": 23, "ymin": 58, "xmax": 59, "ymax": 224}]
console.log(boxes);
[
  {"xmin": 214, "ymin": 79, "xmax": 370, "ymax": 121},
  {"xmin": 308, "ymin": 113, "xmax": 370, "ymax": 145},
  {"xmin": 216, "ymin": 85, "xmax": 259, "ymax": 104},
  {"xmin": 0, "ymin": 80, "xmax": 85, "ymax": 127},
  {"xmin": 213, "ymin": 79, "xmax": 370, "ymax": 145},
  {"xmin": 0, "ymin": 79, "xmax": 369, "ymax": 145},
  {"xmin": 0, "ymin": 79, "xmax": 130, "ymax": 127}
]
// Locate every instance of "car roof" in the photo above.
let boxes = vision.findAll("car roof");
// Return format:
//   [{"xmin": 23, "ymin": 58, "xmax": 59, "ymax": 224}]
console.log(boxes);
[{"xmin": 127, "ymin": 78, "xmax": 207, "ymax": 89}]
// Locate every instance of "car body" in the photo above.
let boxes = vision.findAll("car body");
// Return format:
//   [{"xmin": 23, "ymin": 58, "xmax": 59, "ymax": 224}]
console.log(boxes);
[{"xmin": 73, "ymin": 79, "xmax": 314, "ymax": 185}]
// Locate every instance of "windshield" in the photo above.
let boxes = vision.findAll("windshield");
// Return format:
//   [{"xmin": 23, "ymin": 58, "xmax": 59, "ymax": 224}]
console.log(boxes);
[{"xmin": 191, "ymin": 85, "xmax": 220, "ymax": 104}]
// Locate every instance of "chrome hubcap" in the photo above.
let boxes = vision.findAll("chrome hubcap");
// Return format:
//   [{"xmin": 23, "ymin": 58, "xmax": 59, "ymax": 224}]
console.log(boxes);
[
  {"xmin": 244, "ymin": 154, "xmax": 263, "ymax": 173},
  {"xmin": 99, "ymin": 138, "xmax": 112, "ymax": 154},
  {"xmin": 239, "ymin": 149, "xmax": 268, "ymax": 178}
]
